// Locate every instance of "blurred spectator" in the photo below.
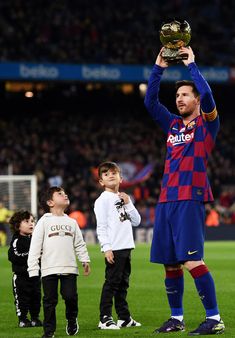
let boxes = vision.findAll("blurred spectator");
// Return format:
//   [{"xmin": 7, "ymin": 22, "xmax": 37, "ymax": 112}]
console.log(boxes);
[
  {"xmin": 136, "ymin": 201, "xmax": 155, "ymax": 228},
  {"xmin": 0, "ymin": 202, "xmax": 13, "ymax": 246},
  {"xmin": 205, "ymin": 204, "xmax": 220, "ymax": 227},
  {"xmin": 219, "ymin": 189, "xmax": 234, "ymax": 208},
  {"xmin": 69, "ymin": 210, "xmax": 87, "ymax": 229},
  {"xmin": 133, "ymin": 183, "xmax": 150, "ymax": 202}
]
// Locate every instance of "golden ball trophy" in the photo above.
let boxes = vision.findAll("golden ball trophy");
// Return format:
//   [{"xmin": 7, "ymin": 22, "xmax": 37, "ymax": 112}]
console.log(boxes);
[{"xmin": 160, "ymin": 20, "xmax": 191, "ymax": 63}]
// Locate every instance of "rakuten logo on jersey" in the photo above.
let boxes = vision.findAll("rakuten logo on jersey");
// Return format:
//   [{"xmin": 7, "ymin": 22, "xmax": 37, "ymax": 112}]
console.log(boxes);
[{"xmin": 167, "ymin": 132, "xmax": 194, "ymax": 146}]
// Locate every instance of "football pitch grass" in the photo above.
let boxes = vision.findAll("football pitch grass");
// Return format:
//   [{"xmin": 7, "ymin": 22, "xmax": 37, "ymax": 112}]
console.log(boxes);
[{"xmin": 0, "ymin": 241, "xmax": 234, "ymax": 337}]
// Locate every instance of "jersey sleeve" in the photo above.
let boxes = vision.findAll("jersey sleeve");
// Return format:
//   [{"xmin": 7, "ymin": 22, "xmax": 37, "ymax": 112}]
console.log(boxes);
[
  {"xmin": 188, "ymin": 62, "xmax": 220, "ymax": 140},
  {"xmin": 144, "ymin": 64, "xmax": 178, "ymax": 134}
]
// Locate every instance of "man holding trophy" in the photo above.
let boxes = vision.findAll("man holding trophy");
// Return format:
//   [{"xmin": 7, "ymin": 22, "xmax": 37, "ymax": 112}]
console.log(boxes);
[{"xmin": 144, "ymin": 20, "xmax": 225, "ymax": 335}]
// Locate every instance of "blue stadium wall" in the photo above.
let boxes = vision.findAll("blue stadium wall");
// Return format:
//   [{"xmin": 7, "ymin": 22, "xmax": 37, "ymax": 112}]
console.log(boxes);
[
  {"xmin": 0, "ymin": 62, "xmax": 233, "ymax": 83},
  {"xmin": 81, "ymin": 226, "xmax": 235, "ymax": 244}
]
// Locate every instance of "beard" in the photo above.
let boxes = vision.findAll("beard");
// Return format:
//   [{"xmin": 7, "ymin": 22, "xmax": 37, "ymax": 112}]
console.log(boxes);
[{"xmin": 180, "ymin": 111, "xmax": 193, "ymax": 118}]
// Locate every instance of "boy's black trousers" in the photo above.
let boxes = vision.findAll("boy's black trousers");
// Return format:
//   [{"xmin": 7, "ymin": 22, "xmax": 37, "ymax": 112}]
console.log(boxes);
[
  {"xmin": 12, "ymin": 274, "xmax": 41, "ymax": 321},
  {"xmin": 42, "ymin": 274, "xmax": 78, "ymax": 335},
  {"xmin": 100, "ymin": 249, "xmax": 132, "ymax": 321}
]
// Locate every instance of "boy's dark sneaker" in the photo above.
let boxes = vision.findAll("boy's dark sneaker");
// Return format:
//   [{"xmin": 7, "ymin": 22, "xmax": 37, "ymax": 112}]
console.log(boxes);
[
  {"xmin": 66, "ymin": 318, "xmax": 79, "ymax": 335},
  {"xmin": 41, "ymin": 334, "xmax": 55, "ymax": 338},
  {"xmin": 188, "ymin": 318, "xmax": 225, "ymax": 335},
  {"xmin": 153, "ymin": 318, "xmax": 185, "ymax": 333},
  {"xmin": 31, "ymin": 318, "xmax": 43, "ymax": 327},
  {"xmin": 18, "ymin": 319, "xmax": 32, "ymax": 328}
]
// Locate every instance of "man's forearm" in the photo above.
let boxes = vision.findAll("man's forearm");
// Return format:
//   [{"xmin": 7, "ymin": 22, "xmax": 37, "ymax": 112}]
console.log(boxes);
[
  {"xmin": 144, "ymin": 64, "xmax": 164, "ymax": 111},
  {"xmin": 188, "ymin": 62, "xmax": 216, "ymax": 113}
]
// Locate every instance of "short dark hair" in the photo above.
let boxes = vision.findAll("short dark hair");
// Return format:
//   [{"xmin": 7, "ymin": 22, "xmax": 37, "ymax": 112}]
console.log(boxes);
[
  {"xmin": 98, "ymin": 161, "xmax": 121, "ymax": 178},
  {"xmin": 9, "ymin": 210, "xmax": 34, "ymax": 234},
  {"xmin": 39, "ymin": 186, "xmax": 64, "ymax": 212},
  {"xmin": 175, "ymin": 80, "xmax": 199, "ymax": 97}
]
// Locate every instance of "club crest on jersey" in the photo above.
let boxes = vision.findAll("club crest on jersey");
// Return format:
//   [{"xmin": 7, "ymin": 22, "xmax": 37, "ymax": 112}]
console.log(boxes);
[
  {"xmin": 186, "ymin": 120, "xmax": 196, "ymax": 130},
  {"xmin": 167, "ymin": 131, "xmax": 194, "ymax": 146}
]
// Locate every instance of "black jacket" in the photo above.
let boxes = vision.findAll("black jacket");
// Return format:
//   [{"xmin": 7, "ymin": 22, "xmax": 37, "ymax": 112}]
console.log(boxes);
[{"xmin": 8, "ymin": 233, "xmax": 31, "ymax": 276}]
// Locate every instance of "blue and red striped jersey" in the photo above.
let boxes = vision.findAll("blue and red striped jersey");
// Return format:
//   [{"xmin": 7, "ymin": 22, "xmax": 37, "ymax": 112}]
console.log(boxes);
[{"xmin": 144, "ymin": 63, "xmax": 219, "ymax": 202}]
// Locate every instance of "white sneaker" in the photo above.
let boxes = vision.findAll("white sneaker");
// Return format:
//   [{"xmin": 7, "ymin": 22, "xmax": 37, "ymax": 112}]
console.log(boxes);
[
  {"xmin": 98, "ymin": 316, "xmax": 120, "ymax": 330},
  {"xmin": 117, "ymin": 317, "xmax": 141, "ymax": 328}
]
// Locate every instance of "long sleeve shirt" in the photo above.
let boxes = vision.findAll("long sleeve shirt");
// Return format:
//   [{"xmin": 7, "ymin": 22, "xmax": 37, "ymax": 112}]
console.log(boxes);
[
  {"xmin": 8, "ymin": 233, "xmax": 31, "ymax": 276},
  {"xmin": 94, "ymin": 191, "xmax": 141, "ymax": 252},
  {"xmin": 144, "ymin": 63, "xmax": 219, "ymax": 203},
  {"xmin": 27, "ymin": 213, "xmax": 90, "ymax": 277}
]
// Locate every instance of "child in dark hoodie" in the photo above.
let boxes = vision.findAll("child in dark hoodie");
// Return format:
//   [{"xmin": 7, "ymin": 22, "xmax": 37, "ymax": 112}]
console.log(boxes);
[{"xmin": 8, "ymin": 210, "xmax": 42, "ymax": 328}]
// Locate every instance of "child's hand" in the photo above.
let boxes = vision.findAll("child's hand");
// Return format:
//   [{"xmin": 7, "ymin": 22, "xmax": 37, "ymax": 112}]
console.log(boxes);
[
  {"xmin": 82, "ymin": 262, "xmax": 91, "ymax": 276},
  {"xmin": 105, "ymin": 250, "xmax": 115, "ymax": 264},
  {"xmin": 118, "ymin": 192, "xmax": 130, "ymax": 204}
]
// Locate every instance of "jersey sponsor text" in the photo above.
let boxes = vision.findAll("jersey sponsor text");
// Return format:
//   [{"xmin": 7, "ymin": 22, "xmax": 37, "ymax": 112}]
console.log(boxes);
[{"xmin": 167, "ymin": 132, "xmax": 194, "ymax": 146}]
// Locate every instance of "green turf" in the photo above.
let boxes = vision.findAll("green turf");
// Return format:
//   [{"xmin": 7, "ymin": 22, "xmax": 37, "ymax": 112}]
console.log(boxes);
[{"xmin": 0, "ymin": 242, "xmax": 234, "ymax": 337}]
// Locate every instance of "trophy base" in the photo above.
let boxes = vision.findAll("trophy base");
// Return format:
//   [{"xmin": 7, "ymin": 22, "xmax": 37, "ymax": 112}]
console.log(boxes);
[{"xmin": 161, "ymin": 47, "xmax": 188, "ymax": 64}]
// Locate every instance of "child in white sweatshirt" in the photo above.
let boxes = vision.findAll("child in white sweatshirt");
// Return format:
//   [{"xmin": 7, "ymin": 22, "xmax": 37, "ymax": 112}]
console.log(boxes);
[
  {"xmin": 28, "ymin": 186, "xmax": 90, "ymax": 338},
  {"xmin": 94, "ymin": 161, "xmax": 141, "ymax": 330}
]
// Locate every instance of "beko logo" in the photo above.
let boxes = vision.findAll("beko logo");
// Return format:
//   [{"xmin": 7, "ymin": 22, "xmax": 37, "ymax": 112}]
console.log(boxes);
[
  {"xmin": 20, "ymin": 64, "xmax": 59, "ymax": 79},
  {"xmin": 82, "ymin": 66, "xmax": 120, "ymax": 80}
]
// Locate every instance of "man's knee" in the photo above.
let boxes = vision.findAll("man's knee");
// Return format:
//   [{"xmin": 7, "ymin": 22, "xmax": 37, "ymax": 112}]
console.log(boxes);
[{"xmin": 184, "ymin": 260, "xmax": 204, "ymax": 271}]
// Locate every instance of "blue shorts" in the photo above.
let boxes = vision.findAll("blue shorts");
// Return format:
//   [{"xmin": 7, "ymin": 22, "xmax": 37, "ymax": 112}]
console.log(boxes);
[{"xmin": 150, "ymin": 200, "xmax": 205, "ymax": 264}]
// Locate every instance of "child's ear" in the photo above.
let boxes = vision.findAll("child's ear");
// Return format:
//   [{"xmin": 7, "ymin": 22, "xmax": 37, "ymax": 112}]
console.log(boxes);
[
  {"xmin": 120, "ymin": 176, "xmax": 123, "ymax": 183},
  {"xmin": 99, "ymin": 179, "xmax": 104, "ymax": 187},
  {"xmin": 47, "ymin": 200, "xmax": 54, "ymax": 208}
]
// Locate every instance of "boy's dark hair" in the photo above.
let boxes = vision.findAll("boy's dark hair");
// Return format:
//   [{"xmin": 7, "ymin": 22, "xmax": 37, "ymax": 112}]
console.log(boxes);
[
  {"xmin": 175, "ymin": 80, "xmax": 200, "ymax": 97},
  {"xmin": 9, "ymin": 210, "xmax": 34, "ymax": 234},
  {"xmin": 98, "ymin": 161, "xmax": 121, "ymax": 178},
  {"xmin": 39, "ymin": 186, "xmax": 64, "ymax": 212}
]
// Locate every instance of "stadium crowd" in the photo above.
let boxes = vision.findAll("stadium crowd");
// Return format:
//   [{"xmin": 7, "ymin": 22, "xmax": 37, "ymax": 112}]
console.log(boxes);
[
  {"xmin": 0, "ymin": 0, "xmax": 234, "ymax": 66},
  {"xmin": 0, "ymin": 89, "xmax": 234, "ymax": 228},
  {"xmin": 0, "ymin": 0, "xmax": 234, "ymax": 229}
]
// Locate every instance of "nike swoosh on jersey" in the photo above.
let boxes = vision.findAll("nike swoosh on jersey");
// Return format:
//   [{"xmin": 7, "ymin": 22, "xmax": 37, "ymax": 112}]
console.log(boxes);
[{"xmin": 188, "ymin": 250, "xmax": 198, "ymax": 255}]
